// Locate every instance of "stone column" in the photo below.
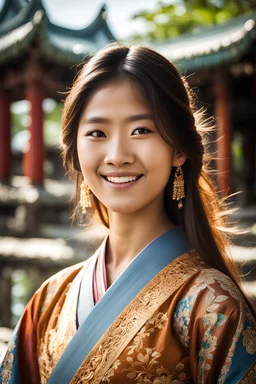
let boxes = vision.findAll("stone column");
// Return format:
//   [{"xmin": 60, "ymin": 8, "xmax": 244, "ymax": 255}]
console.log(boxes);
[
  {"xmin": 214, "ymin": 70, "xmax": 232, "ymax": 195},
  {"xmin": 0, "ymin": 84, "xmax": 11, "ymax": 183}
]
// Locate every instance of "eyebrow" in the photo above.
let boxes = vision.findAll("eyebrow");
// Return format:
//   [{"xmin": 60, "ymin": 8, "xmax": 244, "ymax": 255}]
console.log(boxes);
[{"xmin": 83, "ymin": 113, "xmax": 155, "ymax": 124}]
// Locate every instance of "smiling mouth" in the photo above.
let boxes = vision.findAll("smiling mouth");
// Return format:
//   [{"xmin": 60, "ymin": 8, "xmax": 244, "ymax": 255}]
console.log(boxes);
[{"xmin": 102, "ymin": 175, "xmax": 143, "ymax": 184}]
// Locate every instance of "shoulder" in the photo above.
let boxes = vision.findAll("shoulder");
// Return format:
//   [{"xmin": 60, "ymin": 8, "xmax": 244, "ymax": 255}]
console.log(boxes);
[
  {"xmin": 187, "ymin": 268, "xmax": 243, "ymax": 306},
  {"xmin": 176, "ymin": 267, "xmax": 246, "ymax": 309},
  {"xmin": 38, "ymin": 254, "xmax": 95, "ymax": 315},
  {"xmin": 173, "ymin": 267, "xmax": 255, "ymax": 348},
  {"xmin": 41, "ymin": 259, "xmax": 86, "ymax": 290}
]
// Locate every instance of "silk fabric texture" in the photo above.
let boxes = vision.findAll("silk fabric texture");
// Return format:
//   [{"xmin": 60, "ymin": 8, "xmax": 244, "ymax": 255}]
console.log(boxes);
[{"xmin": 0, "ymin": 227, "xmax": 256, "ymax": 383}]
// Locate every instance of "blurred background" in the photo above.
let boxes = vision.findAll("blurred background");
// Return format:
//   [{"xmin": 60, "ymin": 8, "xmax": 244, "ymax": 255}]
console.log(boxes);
[{"xmin": 0, "ymin": 0, "xmax": 256, "ymax": 352}]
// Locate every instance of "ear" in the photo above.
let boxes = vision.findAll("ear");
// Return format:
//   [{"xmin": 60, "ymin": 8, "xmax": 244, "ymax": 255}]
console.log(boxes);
[{"xmin": 172, "ymin": 150, "xmax": 187, "ymax": 167}]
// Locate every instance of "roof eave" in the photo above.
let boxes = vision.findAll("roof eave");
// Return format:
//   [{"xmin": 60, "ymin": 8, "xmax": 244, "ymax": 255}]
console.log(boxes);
[{"xmin": 0, "ymin": 0, "xmax": 46, "ymax": 36}]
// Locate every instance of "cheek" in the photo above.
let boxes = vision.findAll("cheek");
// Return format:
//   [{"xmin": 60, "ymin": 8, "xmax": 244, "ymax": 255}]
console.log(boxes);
[
  {"xmin": 77, "ymin": 139, "xmax": 97, "ymax": 175},
  {"xmin": 142, "ymin": 141, "xmax": 173, "ymax": 176}
]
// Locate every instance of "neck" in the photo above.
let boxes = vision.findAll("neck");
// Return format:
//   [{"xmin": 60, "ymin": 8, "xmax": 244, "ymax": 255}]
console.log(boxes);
[{"xmin": 106, "ymin": 201, "xmax": 174, "ymax": 270}]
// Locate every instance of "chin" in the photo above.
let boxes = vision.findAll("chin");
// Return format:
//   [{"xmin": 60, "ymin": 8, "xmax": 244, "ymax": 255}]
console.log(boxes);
[
  {"xmin": 106, "ymin": 201, "xmax": 150, "ymax": 216},
  {"xmin": 108, "ymin": 206, "xmax": 139, "ymax": 215}
]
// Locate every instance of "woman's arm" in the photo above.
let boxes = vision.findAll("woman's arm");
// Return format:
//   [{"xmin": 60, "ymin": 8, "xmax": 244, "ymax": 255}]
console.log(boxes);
[{"xmin": 174, "ymin": 268, "xmax": 256, "ymax": 383}]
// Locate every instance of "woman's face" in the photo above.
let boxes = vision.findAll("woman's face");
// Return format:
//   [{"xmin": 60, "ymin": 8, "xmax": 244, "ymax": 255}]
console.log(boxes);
[{"xmin": 77, "ymin": 80, "xmax": 183, "ymax": 215}]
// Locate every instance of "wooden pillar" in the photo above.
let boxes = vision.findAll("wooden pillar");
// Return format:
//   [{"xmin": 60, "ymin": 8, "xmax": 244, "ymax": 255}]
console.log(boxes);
[
  {"xmin": 24, "ymin": 67, "xmax": 44, "ymax": 184},
  {"xmin": 0, "ymin": 84, "xmax": 11, "ymax": 183},
  {"xmin": 214, "ymin": 70, "xmax": 232, "ymax": 195}
]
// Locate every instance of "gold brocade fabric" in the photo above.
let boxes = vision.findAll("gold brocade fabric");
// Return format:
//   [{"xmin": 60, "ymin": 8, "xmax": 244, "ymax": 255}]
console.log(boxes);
[
  {"xmin": 69, "ymin": 253, "xmax": 256, "ymax": 384},
  {"xmin": 38, "ymin": 274, "xmax": 81, "ymax": 383},
  {"xmin": 70, "ymin": 252, "xmax": 201, "ymax": 384},
  {"xmin": 36, "ymin": 252, "xmax": 256, "ymax": 383},
  {"xmin": 2, "ymin": 250, "xmax": 255, "ymax": 384},
  {"xmin": 0, "ymin": 342, "xmax": 16, "ymax": 384}
]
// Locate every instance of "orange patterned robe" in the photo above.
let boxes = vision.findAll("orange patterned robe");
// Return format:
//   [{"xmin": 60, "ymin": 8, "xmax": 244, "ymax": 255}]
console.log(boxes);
[{"xmin": 0, "ymin": 246, "xmax": 256, "ymax": 383}]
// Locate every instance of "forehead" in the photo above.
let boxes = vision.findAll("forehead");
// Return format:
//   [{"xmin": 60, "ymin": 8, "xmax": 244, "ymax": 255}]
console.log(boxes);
[{"xmin": 83, "ymin": 79, "xmax": 152, "ymax": 115}]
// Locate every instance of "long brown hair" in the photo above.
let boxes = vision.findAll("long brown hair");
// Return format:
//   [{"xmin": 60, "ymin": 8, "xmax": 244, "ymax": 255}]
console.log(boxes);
[{"xmin": 62, "ymin": 42, "xmax": 241, "ymax": 288}]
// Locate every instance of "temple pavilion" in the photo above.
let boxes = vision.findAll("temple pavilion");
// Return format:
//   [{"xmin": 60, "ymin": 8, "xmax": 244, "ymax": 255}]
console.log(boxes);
[
  {"xmin": 0, "ymin": 0, "xmax": 115, "ymax": 185},
  {"xmin": 0, "ymin": 1, "xmax": 255, "ymax": 331},
  {"xmin": 0, "ymin": 0, "xmax": 115, "ymax": 329},
  {"xmin": 153, "ymin": 12, "xmax": 256, "ymax": 201},
  {"xmin": 0, "ymin": 1, "xmax": 256, "ymax": 198}
]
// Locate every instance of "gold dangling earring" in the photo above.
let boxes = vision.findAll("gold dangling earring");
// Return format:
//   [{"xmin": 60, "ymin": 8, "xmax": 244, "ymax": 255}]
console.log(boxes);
[
  {"xmin": 172, "ymin": 165, "xmax": 185, "ymax": 209},
  {"xmin": 80, "ymin": 180, "xmax": 92, "ymax": 214}
]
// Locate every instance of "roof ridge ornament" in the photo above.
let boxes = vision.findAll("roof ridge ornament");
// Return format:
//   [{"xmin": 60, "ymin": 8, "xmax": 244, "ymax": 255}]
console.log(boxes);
[
  {"xmin": 244, "ymin": 19, "xmax": 255, "ymax": 32},
  {"xmin": 33, "ymin": 9, "xmax": 44, "ymax": 25},
  {"xmin": 100, "ymin": 4, "xmax": 107, "ymax": 20}
]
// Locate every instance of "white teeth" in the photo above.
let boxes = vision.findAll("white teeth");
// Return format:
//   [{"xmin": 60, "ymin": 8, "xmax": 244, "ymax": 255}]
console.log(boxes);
[{"xmin": 106, "ymin": 176, "xmax": 140, "ymax": 183}]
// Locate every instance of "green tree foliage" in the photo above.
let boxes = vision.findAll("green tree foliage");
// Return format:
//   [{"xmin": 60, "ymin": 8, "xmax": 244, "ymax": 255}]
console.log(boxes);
[{"xmin": 130, "ymin": 0, "xmax": 256, "ymax": 42}]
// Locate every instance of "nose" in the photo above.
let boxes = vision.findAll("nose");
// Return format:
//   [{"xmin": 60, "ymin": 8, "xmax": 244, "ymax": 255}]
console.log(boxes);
[{"xmin": 104, "ymin": 136, "xmax": 135, "ymax": 166}]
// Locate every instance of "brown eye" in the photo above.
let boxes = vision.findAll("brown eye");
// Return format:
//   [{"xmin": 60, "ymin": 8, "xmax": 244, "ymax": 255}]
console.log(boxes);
[
  {"xmin": 133, "ymin": 128, "xmax": 151, "ymax": 135},
  {"xmin": 87, "ymin": 130, "xmax": 106, "ymax": 137}
]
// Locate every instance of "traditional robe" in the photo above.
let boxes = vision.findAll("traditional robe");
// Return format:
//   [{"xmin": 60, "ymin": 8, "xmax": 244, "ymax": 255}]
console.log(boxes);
[{"xmin": 0, "ymin": 228, "xmax": 256, "ymax": 383}]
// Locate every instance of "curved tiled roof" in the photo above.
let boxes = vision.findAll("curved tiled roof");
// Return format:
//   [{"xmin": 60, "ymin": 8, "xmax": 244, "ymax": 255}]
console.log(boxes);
[
  {"xmin": 152, "ymin": 11, "xmax": 256, "ymax": 71},
  {"xmin": 0, "ymin": 0, "xmax": 255, "ymax": 70},
  {"xmin": 0, "ymin": 0, "xmax": 116, "ymax": 66}
]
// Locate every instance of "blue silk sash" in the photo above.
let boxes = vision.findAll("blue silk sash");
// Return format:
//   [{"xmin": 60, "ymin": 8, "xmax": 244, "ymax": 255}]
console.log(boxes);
[{"xmin": 48, "ymin": 226, "xmax": 189, "ymax": 384}]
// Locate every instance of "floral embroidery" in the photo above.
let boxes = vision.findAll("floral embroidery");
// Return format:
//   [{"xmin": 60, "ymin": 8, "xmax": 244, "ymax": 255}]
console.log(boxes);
[
  {"xmin": 240, "ymin": 362, "xmax": 256, "ymax": 384},
  {"xmin": 179, "ymin": 269, "xmax": 256, "ymax": 384},
  {"xmin": 195, "ymin": 269, "xmax": 249, "ymax": 319},
  {"xmin": 242, "ymin": 327, "xmax": 256, "ymax": 355},
  {"xmin": 120, "ymin": 309, "xmax": 188, "ymax": 382},
  {"xmin": 120, "ymin": 309, "xmax": 188, "ymax": 383},
  {"xmin": 127, "ymin": 311, "xmax": 168, "ymax": 355},
  {"xmin": 196, "ymin": 272, "xmax": 242, "ymax": 383},
  {"xmin": 102, "ymin": 360, "xmax": 121, "ymax": 383},
  {"xmin": 70, "ymin": 253, "xmax": 200, "ymax": 384},
  {"xmin": 198, "ymin": 294, "xmax": 229, "ymax": 381},
  {"xmin": 38, "ymin": 273, "xmax": 81, "ymax": 383},
  {"xmin": 199, "ymin": 271, "xmax": 256, "ymax": 384},
  {"xmin": 123, "ymin": 348, "xmax": 188, "ymax": 384},
  {"xmin": 198, "ymin": 316, "xmax": 218, "ymax": 372},
  {"xmin": 102, "ymin": 310, "xmax": 182, "ymax": 383},
  {"xmin": 174, "ymin": 268, "xmax": 252, "ymax": 383},
  {"xmin": 0, "ymin": 342, "xmax": 15, "ymax": 384},
  {"xmin": 174, "ymin": 295, "xmax": 196, "ymax": 349}
]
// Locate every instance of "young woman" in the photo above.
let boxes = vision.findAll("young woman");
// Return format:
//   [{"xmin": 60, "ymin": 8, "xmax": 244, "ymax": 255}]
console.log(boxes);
[{"xmin": 1, "ymin": 43, "xmax": 255, "ymax": 384}]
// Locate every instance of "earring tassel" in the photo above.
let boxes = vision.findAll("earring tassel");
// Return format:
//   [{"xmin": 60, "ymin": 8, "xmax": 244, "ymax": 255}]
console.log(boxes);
[{"xmin": 172, "ymin": 165, "xmax": 185, "ymax": 209}]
